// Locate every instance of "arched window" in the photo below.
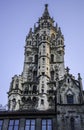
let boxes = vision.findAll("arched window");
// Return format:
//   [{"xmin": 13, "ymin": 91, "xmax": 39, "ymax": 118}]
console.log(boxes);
[
  {"xmin": 21, "ymin": 97, "xmax": 26, "ymax": 103},
  {"xmin": 34, "ymin": 55, "xmax": 38, "ymax": 63},
  {"xmin": 15, "ymin": 84, "xmax": 18, "ymax": 89},
  {"xmin": 41, "ymin": 99, "xmax": 44, "ymax": 105},
  {"xmin": 33, "ymin": 71, "xmax": 37, "ymax": 81},
  {"xmin": 41, "ymin": 23, "xmax": 44, "ymax": 28},
  {"xmin": 51, "ymin": 54, "xmax": 54, "ymax": 62},
  {"xmin": 32, "ymin": 97, "xmax": 37, "ymax": 102},
  {"xmin": 67, "ymin": 94, "xmax": 73, "ymax": 104},
  {"xmin": 32, "ymin": 85, "xmax": 37, "ymax": 94},
  {"xmin": 12, "ymin": 98, "xmax": 16, "ymax": 109},
  {"xmin": 41, "ymin": 89, "xmax": 44, "ymax": 93},
  {"xmin": 27, "ymin": 97, "xmax": 31, "ymax": 103},
  {"xmin": 51, "ymin": 33, "xmax": 55, "ymax": 39},
  {"xmin": 70, "ymin": 117, "xmax": 75, "ymax": 130},
  {"xmin": 24, "ymin": 87, "xmax": 29, "ymax": 94},
  {"xmin": 67, "ymin": 78, "xmax": 70, "ymax": 83},
  {"xmin": 51, "ymin": 71, "xmax": 54, "ymax": 81}
]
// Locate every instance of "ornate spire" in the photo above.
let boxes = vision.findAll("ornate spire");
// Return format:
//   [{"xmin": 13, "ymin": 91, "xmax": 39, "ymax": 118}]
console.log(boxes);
[{"xmin": 42, "ymin": 4, "xmax": 50, "ymax": 18}]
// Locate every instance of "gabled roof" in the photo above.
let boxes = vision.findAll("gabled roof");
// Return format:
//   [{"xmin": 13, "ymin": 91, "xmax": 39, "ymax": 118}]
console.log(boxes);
[{"xmin": 59, "ymin": 72, "xmax": 80, "ymax": 89}]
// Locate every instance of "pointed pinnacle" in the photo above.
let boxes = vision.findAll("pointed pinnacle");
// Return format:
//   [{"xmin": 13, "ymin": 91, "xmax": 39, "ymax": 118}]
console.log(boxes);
[
  {"xmin": 42, "ymin": 4, "xmax": 50, "ymax": 18},
  {"xmin": 28, "ymin": 28, "xmax": 32, "ymax": 38}
]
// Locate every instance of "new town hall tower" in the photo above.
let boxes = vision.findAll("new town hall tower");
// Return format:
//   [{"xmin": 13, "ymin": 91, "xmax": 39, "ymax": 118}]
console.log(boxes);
[
  {"xmin": 8, "ymin": 4, "xmax": 65, "ymax": 111},
  {"xmin": 0, "ymin": 4, "xmax": 84, "ymax": 130}
]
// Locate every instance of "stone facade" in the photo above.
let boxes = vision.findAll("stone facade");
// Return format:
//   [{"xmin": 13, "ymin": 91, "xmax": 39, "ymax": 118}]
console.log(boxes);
[
  {"xmin": 5, "ymin": 4, "xmax": 84, "ymax": 130},
  {"xmin": 8, "ymin": 4, "xmax": 65, "ymax": 111}
]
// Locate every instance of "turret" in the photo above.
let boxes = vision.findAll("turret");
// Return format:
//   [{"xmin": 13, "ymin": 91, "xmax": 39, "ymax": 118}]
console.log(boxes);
[
  {"xmin": 8, "ymin": 75, "xmax": 22, "ymax": 110},
  {"xmin": 78, "ymin": 73, "xmax": 84, "ymax": 103}
]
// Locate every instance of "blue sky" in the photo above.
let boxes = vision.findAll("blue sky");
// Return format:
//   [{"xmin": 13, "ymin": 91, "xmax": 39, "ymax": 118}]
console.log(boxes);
[{"xmin": 0, "ymin": 0, "xmax": 84, "ymax": 106}]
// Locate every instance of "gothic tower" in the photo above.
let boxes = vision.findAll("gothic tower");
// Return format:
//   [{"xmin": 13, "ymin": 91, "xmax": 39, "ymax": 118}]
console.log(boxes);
[
  {"xmin": 7, "ymin": 4, "xmax": 83, "ymax": 112},
  {"xmin": 8, "ymin": 4, "xmax": 64, "ymax": 111}
]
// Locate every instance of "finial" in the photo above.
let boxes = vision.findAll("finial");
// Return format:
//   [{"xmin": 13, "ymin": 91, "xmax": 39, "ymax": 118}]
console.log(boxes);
[
  {"xmin": 78, "ymin": 73, "xmax": 82, "ymax": 80},
  {"xmin": 42, "ymin": 4, "xmax": 50, "ymax": 18},
  {"xmin": 29, "ymin": 28, "xmax": 32, "ymax": 32},
  {"xmin": 78, "ymin": 73, "xmax": 83, "ymax": 91},
  {"xmin": 28, "ymin": 28, "xmax": 32, "ymax": 38},
  {"xmin": 56, "ymin": 23, "xmax": 58, "ymax": 28},
  {"xmin": 34, "ymin": 24, "xmax": 36, "ymax": 31},
  {"xmin": 58, "ymin": 27, "xmax": 62, "ymax": 34},
  {"xmin": 56, "ymin": 23, "xmax": 58, "ymax": 31},
  {"xmin": 65, "ymin": 67, "xmax": 70, "ymax": 74},
  {"xmin": 45, "ymin": 4, "xmax": 48, "ymax": 8}
]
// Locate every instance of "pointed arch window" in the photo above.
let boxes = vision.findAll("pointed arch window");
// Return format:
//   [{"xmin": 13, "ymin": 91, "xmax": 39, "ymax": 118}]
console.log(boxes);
[
  {"xmin": 34, "ymin": 55, "xmax": 38, "ymax": 63},
  {"xmin": 24, "ymin": 87, "xmax": 29, "ymax": 94},
  {"xmin": 51, "ymin": 33, "xmax": 55, "ymax": 39},
  {"xmin": 32, "ymin": 85, "xmax": 37, "ymax": 94},
  {"xmin": 33, "ymin": 71, "xmax": 37, "ymax": 81},
  {"xmin": 12, "ymin": 98, "xmax": 17, "ymax": 110},
  {"xmin": 41, "ymin": 99, "xmax": 44, "ymax": 105},
  {"xmin": 41, "ymin": 89, "xmax": 44, "ymax": 93},
  {"xmin": 51, "ymin": 54, "xmax": 54, "ymax": 62},
  {"xmin": 67, "ymin": 94, "xmax": 73, "ymax": 104},
  {"xmin": 15, "ymin": 84, "xmax": 18, "ymax": 90},
  {"xmin": 51, "ymin": 71, "xmax": 54, "ymax": 81}
]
